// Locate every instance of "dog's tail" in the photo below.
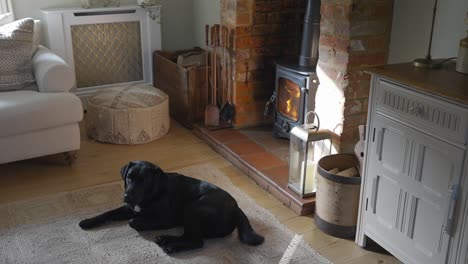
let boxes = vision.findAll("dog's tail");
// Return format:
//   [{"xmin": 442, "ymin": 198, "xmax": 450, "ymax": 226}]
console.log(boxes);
[{"xmin": 236, "ymin": 207, "xmax": 264, "ymax": 246}]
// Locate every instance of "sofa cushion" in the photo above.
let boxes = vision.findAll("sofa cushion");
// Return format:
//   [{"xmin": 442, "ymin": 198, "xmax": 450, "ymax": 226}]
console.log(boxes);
[
  {"xmin": 1, "ymin": 17, "xmax": 41, "ymax": 54},
  {"xmin": 33, "ymin": 46, "xmax": 75, "ymax": 93},
  {"xmin": 0, "ymin": 18, "xmax": 35, "ymax": 92},
  {"xmin": 0, "ymin": 90, "xmax": 83, "ymax": 137}
]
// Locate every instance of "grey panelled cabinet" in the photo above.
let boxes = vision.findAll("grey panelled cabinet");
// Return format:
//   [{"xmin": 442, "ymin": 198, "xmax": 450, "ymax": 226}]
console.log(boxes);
[{"xmin": 356, "ymin": 70, "xmax": 468, "ymax": 264}]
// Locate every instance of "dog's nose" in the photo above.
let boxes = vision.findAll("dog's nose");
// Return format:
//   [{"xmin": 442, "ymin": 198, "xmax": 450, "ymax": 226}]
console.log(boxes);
[{"xmin": 123, "ymin": 193, "xmax": 132, "ymax": 202}]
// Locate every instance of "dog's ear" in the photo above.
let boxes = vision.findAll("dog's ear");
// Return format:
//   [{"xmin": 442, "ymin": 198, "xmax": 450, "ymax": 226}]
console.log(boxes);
[
  {"xmin": 152, "ymin": 165, "xmax": 164, "ymax": 177},
  {"xmin": 149, "ymin": 165, "xmax": 167, "ymax": 198},
  {"xmin": 120, "ymin": 161, "xmax": 135, "ymax": 181}
]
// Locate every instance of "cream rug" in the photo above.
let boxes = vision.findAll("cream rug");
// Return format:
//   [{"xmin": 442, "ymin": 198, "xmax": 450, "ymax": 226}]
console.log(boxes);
[{"xmin": 0, "ymin": 164, "xmax": 331, "ymax": 264}]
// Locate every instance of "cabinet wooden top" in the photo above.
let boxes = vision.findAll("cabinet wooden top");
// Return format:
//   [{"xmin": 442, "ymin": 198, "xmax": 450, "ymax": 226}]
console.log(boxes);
[{"xmin": 366, "ymin": 62, "xmax": 468, "ymax": 106}]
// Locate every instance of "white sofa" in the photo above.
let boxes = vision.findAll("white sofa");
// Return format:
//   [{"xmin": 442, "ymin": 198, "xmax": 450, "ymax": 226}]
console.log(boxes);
[{"xmin": 0, "ymin": 46, "xmax": 83, "ymax": 164}]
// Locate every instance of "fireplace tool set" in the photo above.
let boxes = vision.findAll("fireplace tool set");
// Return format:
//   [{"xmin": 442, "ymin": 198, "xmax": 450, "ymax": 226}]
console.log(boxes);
[{"xmin": 204, "ymin": 24, "xmax": 235, "ymax": 129}]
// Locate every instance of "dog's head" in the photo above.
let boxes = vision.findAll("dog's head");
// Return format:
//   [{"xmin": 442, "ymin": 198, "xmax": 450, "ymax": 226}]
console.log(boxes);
[{"xmin": 120, "ymin": 161, "xmax": 166, "ymax": 210}]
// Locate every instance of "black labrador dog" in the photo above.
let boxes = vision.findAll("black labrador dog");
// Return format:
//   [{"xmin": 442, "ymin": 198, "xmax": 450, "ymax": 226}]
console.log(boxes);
[{"xmin": 79, "ymin": 161, "xmax": 264, "ymax": 253}]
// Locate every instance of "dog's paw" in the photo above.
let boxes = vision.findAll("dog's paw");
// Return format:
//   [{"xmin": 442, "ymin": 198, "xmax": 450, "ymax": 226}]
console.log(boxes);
[
  {"xmin": 154, "ymin": 235, "xmax": 169, "ymax": 246},
  {"xmin": 155, "ymin": 237, "xmax": 176, "ymax": 254},
  {"xmin": 161, "ymin": 245, "xmax": 175, "ymax": 254},
  {"xmin": 155, "ymin": 236, "xmax": 203, "ymax": 254},
  {"xmin": 128, "ymin": 218, "xmax": 149, "ymax": 231},
  {"xmin": 79, "ymin": 218, "xmax": 96, "ymax": 230}
]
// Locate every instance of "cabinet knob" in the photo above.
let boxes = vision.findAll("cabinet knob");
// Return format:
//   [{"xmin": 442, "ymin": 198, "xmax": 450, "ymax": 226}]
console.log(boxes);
[{"xmin": 409, "ymin": 105, "xmax": 423, "ymax": 116}]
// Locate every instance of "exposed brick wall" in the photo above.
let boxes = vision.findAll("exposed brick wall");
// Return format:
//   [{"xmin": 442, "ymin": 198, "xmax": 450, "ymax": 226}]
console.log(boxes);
[
  {"xmin": 221, "ymin": 0, "xmax": 237, "ymax": 28},
  {"xmin": 221, "ymin": 0, "xmax": 393, "ymax": 152},
  {"xmin": 316, "ymin": 0, "xmax": 393, "ymax": 152},
  {"xmin": 221, "ymin": 0, "xmax": 306, "ymax": 127}
]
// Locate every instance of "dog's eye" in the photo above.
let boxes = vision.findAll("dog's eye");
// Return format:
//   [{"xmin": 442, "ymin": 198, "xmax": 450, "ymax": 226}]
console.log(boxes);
[{"xmin": 127, "ymin": 177, "xmax": 143, "ymax": 184}]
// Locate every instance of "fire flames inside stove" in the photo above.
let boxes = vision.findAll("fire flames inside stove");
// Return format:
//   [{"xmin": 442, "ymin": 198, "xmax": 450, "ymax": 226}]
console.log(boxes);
[{"xmin": 278, "ymin": 78, "xmax": 301, "ymax": 122}]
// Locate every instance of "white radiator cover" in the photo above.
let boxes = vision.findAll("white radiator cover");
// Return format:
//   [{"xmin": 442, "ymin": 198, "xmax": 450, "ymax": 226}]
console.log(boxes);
[{"xmin": 42, "ymin": 5, "xmax": 161, "ymax": 98}]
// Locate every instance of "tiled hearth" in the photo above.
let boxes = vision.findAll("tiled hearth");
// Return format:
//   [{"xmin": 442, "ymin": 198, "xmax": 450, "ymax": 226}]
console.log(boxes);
[
  {"xmin": 195, "ymin": 0, "xmax": 394, "ymax": 216},
  {"xmin": 194, "ymin": 125, "xmax": 315, "ymax": 215}
]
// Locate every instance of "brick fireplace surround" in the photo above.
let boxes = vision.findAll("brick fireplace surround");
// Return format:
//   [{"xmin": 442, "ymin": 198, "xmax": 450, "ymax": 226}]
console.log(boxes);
[{"xmin": 196, "ymin": 0, "xmax": 394, "ymax": 214}]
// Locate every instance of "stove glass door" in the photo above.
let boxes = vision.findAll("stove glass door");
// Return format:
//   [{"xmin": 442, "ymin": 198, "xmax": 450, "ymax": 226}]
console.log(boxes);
[{"xmin": 277, "ymin": 77, "xmax": 301, "ymax": 122}]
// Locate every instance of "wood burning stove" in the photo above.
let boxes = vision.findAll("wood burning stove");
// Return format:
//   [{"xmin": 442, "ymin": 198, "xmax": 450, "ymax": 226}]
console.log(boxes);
[
  {"xmin": 273, "ymin": 64, "xmax": 319, "ymax": 138},
  {"xmin": 267, "ymin": 0, "xmax": 321, "ymax": 138}
]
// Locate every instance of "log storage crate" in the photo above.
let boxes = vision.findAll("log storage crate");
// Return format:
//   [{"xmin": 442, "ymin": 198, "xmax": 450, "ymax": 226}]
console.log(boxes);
[
  {"xmin": 153, "ymin": 50, "xmax": 208, "ymax": 128},
  {"xmin": 315, "ymin": 154, "xmax": 361, "ymax": 238}
]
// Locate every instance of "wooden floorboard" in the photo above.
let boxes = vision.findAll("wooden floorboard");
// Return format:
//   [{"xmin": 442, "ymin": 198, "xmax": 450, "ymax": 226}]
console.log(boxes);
[{"xmin": 0, "ymin": 119, "xmax": 400, "ymax": 264}]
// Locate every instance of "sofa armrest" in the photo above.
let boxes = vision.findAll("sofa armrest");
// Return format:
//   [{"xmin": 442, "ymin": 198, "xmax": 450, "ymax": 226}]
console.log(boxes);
[{"xmin": 32, "ymin": 46, "xmax": 75, "ymax": 93}]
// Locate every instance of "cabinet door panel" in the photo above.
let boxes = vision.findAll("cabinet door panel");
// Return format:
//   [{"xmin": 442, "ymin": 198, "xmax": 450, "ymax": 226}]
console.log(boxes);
[
  {"xmin": 379, "ymin": 127, "xmax": 409, "ymax": 175},
  {"xmin": 365, "ymin": 115, "xmax": 411, "ymax": 255},
  {"xmin": 365, "ymin": 114, "xmax": 464, "ymax": 264},
  {"xmin": 411, "ymin": 197, "xmax": 446, "ymax": 258},
  {"xmin": 374, "ymin": 175, "xmax": 401, "ymax": 230},
  {"xmin": 368, "ymin": 117, "xmax": 411, "ymax": 232},
  {"xmin": 406, "ymin": 131, "xmax": 464, "ymax": 263},
  {"xmin": 415, "ymin": 142, "xmax": 457, "ymax": 200}
]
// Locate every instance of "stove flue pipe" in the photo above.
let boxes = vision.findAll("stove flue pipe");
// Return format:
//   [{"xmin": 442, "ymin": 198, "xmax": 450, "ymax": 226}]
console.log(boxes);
[{"xmin": 299, "ymin": 0, "xmax": 321, "ymax": 67}]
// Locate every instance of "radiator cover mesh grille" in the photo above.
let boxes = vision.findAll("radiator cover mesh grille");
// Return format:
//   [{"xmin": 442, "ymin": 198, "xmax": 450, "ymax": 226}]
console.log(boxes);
[{"xmin": 71, "ymin": 22, "xmax": 143, "ymax": 88}]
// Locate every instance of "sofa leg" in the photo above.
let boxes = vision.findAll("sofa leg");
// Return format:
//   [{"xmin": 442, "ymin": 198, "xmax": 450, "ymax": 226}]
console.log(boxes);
[{"xmin": 63, "ymin": 151, "xmax": 78, "ymax": 166}]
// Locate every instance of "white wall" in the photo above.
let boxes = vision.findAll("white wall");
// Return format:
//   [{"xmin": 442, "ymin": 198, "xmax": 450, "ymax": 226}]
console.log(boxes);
[
  {"xmin": 193, "ymin": 0, "xmax": 221, "ymax": 49},
  {"xmin": 388, "ymin": 0, "xmax": 468, "ymax": 63},
  {"xmin": 159, "ymin": 0, "xmax": 194, "ymax": 51},
  {"xmin": 11, "ymin": 0, "xmax": 195, "ymax": 51}
]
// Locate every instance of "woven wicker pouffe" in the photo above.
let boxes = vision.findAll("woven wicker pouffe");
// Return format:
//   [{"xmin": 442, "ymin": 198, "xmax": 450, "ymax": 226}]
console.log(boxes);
[{"xmin": 86, "ymin": 84, "xmax": 170, "ymax": 145}]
